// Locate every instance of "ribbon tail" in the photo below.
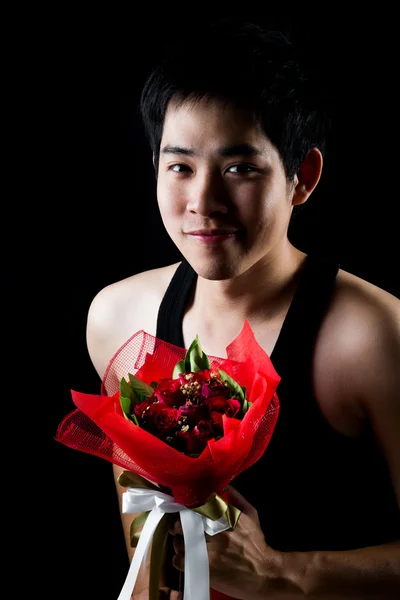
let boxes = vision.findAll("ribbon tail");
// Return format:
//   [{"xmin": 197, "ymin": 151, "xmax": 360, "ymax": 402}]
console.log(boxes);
[
  {"xmin": 180, "ymin": 509, "xmax": 210, "ymax": 600},
  {"xmin": 117, "ymin": 508, "xmax": 164, "ymax": 600},
  {"xmin": 149, "ymin": 513, "xmax": 169, "ymax": 600}
]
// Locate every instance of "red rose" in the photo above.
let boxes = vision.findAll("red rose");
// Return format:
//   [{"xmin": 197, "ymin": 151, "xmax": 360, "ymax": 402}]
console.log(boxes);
[
  {"xmin": 201, "ymin": 380, "xmax": 230, "ymax": 399},
  {"xmin": 193, "ymin": 419, "xmax": 215, "ymax": 440},
  {"xmin": 178, "ymin": 402, "xmax": 208, "ymax": 426},
  {"xmin": 207, "ymin": 396, "xmax": 240, "ymax": 417},
  {"xmin": 154, "ymin": 378, "xmax": 186, "ymax": 408},
  {"xmin": 178, "ymin": 370, "xmax": 210, "ymax": 386},
  {"xmin": 208, "ymin": 396, "xmax": 241, "ymax": 433},
  {"xmin": 225, "ymin": 398, "xmax": 241, "ymax": 417},
  {"xmin": 206, "ymin": 395, "xmax": 230, "ymax": 414},
  {"xmin": 145, "ymin": 403, "xmax": 180, "ymax": 434},
  {"xmin": 133, "ymin": 397, "xmax": 156, "ymax": 418},
  {"xmin": 210, "ymin": 411, "xmax": 224, "ymax": 435},
  {"xmin": 176, "ymin": 423, "xmax": 213, "ymax": 454}
]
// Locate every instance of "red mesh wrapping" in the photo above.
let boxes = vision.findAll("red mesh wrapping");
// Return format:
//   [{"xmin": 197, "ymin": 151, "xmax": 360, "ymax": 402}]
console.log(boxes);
[{"xmin": 56, "ymin": 320, "xmax": 280, "ymax": 507}]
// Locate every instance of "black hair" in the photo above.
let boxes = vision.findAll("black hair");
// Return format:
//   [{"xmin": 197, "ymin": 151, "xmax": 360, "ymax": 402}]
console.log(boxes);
[{"xmin": 140, "ymin": 18, "xmax": 332, "ymax": 181}]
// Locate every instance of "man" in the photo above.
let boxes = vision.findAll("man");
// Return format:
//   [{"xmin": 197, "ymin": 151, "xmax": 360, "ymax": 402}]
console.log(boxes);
[{"xmin": 86, "ymin": 19, "xmax": 400, "ymax": 599}]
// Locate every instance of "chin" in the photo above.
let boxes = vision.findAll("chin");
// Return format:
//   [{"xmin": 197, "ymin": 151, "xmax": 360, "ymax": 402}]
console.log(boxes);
[
  {"xmin": 172, "ymin": 233, "xmax": 251, "ymax": 280},
  {"xmin": 185, "ymin": 255, "xmax": 244, "ymax": 281}
]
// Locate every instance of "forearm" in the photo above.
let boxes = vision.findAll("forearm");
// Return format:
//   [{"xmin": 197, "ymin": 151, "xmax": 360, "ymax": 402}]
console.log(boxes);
[{"xmin": 270, "ymin": 540, "xmax": 400, "ymax": 600}]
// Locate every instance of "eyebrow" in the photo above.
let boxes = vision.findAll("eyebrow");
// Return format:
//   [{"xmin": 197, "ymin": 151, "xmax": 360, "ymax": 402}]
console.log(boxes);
[{"xmin": 160, "ymin": 143, "xmax": 265, "ymax": 158}]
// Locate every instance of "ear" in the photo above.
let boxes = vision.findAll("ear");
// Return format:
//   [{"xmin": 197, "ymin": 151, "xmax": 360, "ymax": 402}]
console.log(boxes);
[{"xmin": 292, "ymin": 147, "xmax": 323, "ymax": 206}]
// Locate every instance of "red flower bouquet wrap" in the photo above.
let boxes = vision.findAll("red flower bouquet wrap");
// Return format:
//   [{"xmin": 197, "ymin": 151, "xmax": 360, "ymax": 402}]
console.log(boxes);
[{"xmin": 56, "ymin": 320, "xmax": 280, "ymax": 600}]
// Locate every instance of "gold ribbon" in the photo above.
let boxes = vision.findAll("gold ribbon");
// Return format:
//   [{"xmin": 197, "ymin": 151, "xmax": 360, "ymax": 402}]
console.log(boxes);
[{"xmin": 117, "ymin": 470, "xmax": 241, "ymax": 599}]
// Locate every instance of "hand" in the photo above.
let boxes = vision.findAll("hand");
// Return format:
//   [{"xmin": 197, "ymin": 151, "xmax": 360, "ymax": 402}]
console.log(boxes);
[
  {"xmin": 129, "ymin": 541, "xmax": 183, "ymax": 600},
  {"xmin": 132, "ymin": 587, "xmax": 182, "ymax": 599},
  {"xmin": 170, "ymin": 485, "xmax": 282, "ymax": 600}
]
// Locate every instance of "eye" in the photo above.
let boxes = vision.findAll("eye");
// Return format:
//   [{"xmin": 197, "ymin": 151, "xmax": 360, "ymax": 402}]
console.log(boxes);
[
  {"xmin": 226, "ymin": 164, "xmax": 258, "ymax": 174},
  {"xmin": 168, "ymin": 164, "xmax": 191, "ymax": 173}
]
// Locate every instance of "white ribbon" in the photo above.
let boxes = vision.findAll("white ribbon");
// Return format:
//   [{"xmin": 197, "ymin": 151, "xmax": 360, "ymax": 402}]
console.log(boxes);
[{"xmin": 117, "ymin": 487, "xmax": 231, "ymax": 600}]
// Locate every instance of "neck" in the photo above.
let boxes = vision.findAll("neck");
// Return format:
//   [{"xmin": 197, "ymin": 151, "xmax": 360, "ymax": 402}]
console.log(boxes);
[{"xmin": 192, "ymin": 244, "xmax": 307, "ymax": 325}]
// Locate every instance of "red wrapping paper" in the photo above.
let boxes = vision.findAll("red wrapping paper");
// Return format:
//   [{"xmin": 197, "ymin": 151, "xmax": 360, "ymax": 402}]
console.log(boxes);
[{"xmin": 56, "ymin": 319, "xmax": 281, "ymax": 597}]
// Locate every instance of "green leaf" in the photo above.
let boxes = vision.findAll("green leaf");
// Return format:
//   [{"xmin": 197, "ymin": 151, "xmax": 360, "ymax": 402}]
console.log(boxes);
[
  {"xmin": 128, "ymin": 373, "xmax": 155, "ymax": 399},
  {"xmin": 120, "ymin": 395, "xmax": 131, "ymax": 416},
  {"xmin": 120, "ymin": 376, "xmax": 142, "ymax": 413},
  {"xmin": 172, "ymin": 359, "xmax": 186, "ymax": 378},
  {"xmin": 184, "ymin": 335, "xmax": 210, "ymax": 373},
  {"xmin": 120, "ymin": 377, "xmax": 135, "ymax": 402},
  {"xmin": 127, "ymin": 412, "xmax": 139, "ymax": 426},
  {"xmin": 120, "ymin": 395, "xmax": 139, "ymax": 425},
  {"xmin": 218, "ymin": 369, "xmax": 246, "ymax": 403},
  {"xmin": 241, "ymin": 399, "xmax": 252, "ymax": 414}
]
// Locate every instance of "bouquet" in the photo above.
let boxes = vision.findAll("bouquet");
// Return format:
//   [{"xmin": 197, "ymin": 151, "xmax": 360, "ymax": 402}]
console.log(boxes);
[{"xmin": 56, "ymin": 320, "xmax": 280, "ymax": 600}]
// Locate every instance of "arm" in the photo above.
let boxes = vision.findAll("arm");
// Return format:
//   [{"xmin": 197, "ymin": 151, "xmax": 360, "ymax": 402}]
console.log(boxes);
[
  {"xmin": 184, "ymin": 489, "xmax": 400, "ymax": 600},
  {"xmin": 172, "ymin": 294, "xmax": 400, "ymax": 599},
  {"xmin": 277, "ymin": 541, "xmax": 400, "ymax": 600},
  {"xmin": 86, "ymin": 279, "xmax": 182, "ymax": 598},
  {"xmin": 276, "ymin": 299, "xmax": 400, "ymax": 599}
]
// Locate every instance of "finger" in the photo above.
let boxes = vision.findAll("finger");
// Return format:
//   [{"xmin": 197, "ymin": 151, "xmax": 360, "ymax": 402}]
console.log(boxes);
[
  {"xmin": 173, "ymin": 534, "xmax": 184, "ymax": 554},
  {"xmin": 225, "ymin": 484, "xmax": 260, "ymax": 523},
  {"xmin": 172, "ymin": 551, "xmax": 185, "ymax": 571},
  {"xmin": 159, "ymin": 588, "xmax": 182, "ymax": 600},
  {"xmin": 168, "ymin": 514, "xmax": 183, "ymax": 535}
]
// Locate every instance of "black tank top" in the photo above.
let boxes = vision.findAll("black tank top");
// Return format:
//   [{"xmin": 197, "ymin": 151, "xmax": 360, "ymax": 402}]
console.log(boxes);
[{"xmin": 156, "ymin": 254, "xmax": 399, "ymax": 552}]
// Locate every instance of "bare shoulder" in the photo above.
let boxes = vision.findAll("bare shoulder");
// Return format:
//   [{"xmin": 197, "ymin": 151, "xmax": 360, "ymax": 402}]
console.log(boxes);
[
  {"xmin": 329, "ymin": 268, "xmax": 399, "ymax": 333},
  {"xmin": 86, "ymin": 262, "xmax": 181, "ymax": 379},
  {"xmin": 313, "ymin": 267, "xmax": 400, "ymax": 433}
]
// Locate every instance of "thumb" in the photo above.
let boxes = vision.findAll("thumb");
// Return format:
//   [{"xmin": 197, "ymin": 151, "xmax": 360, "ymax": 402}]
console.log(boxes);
[{"xmin": 224, "ymin": 484, "xmax": 260, "ymax": 525}]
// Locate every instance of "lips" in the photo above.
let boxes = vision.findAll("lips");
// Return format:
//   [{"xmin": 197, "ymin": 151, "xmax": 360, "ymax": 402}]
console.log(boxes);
[
  {"xmin": 186, "ymin": 228, "xmax": 239, "ymax": 235},
  {"xmin": 185, "ymin": 228, "xmax": 241, "ymax": 244}
]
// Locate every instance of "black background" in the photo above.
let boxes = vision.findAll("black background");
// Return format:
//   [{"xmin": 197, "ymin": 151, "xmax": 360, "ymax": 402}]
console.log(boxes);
[{"xmin": 36, "ymin": 12, "xmax": 400, "ymax": 600}]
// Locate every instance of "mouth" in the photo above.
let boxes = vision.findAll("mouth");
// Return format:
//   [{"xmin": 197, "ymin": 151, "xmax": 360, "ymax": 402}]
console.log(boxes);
[{"xmin": 185, "ymin": 228, "xmax": 241, "ymax": 243}]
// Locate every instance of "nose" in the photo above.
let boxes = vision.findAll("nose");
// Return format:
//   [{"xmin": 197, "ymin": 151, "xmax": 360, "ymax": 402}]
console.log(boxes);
[{"xmin": 186, "ymin": 170, "xmax": 229, "ymax": 216}]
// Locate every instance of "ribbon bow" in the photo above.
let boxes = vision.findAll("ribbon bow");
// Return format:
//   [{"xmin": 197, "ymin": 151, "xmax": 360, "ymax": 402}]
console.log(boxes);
[{"xmin": 117, "ymin": 471, "xmax": 240, "ymax": 600}]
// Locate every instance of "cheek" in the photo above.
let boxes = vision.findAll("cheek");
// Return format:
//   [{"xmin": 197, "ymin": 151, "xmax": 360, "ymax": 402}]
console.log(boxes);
[
  {"xmin": 255, "ymin": 198, "xmax": 293, "ymax": 245},
  {"xmin": 157, "ymin": 180, "xmax": 184, "ymax": 222},
  {"xmin": 237, "ymin": 188, "xmax": 273, "ymax": 225},
  {"xmin": 247, "ymin": 188, "xmax": 291, "ymax": 238}
]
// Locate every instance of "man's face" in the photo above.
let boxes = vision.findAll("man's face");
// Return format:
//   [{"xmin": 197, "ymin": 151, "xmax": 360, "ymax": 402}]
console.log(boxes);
[{"xmin": 157, "ymin": 96, "xmax": 296, "ymax": 280}]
